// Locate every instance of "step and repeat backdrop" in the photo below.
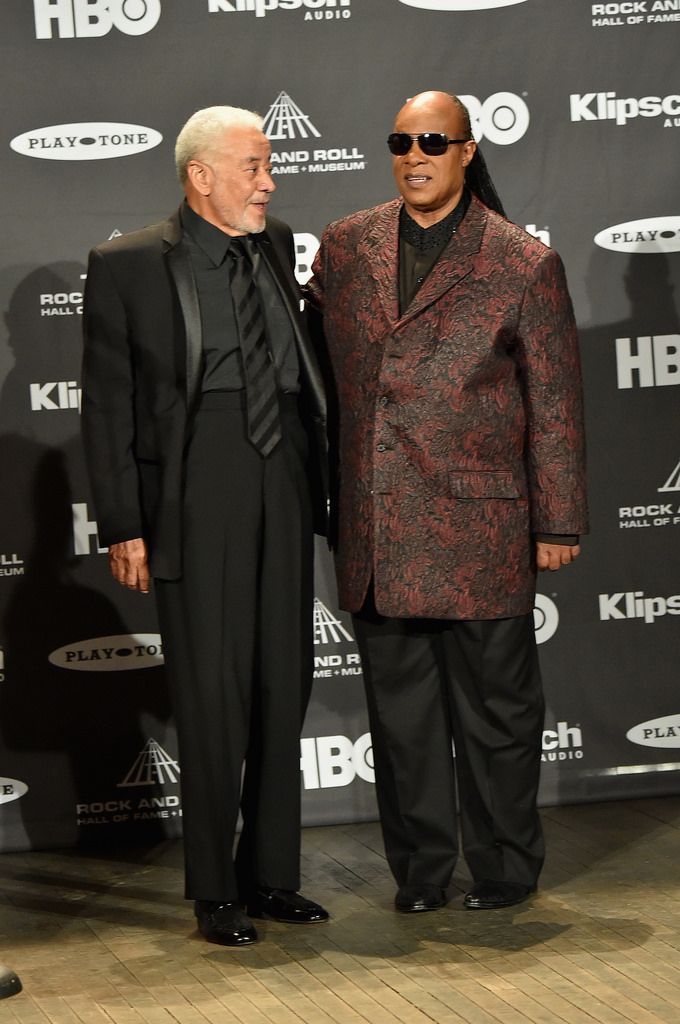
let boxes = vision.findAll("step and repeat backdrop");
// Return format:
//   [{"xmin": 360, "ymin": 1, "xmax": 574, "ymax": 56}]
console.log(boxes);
[{"xmin": 0, "ymin": 0, "xmax": 678, "ymax": 851}]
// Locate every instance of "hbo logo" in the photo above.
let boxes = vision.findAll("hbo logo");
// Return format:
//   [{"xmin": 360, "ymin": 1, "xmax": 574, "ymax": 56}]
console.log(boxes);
[
  {"xmin": 34, "ymin": 0, "xmax": 161, "ymax": 39},
  {"xmin": 458, "ymin": 92, "xmax": 530, "ymax": 145}
]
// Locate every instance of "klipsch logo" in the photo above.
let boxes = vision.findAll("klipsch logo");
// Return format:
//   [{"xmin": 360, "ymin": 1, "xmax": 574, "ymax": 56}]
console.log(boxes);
[
  {"xmin": 570, "ymin": 92, "xmax": 680, "ymax": 127},
  {"xmin": 30, "ymin": 382, "xmax": 81, "ymax": 412},
  {"xmin": 265, "ymin": 92, "xmax": 365, "ymax": 176},
  {"xmin": 627, "ymin": 715, "xmax": 680, "ymax": 748},
  {"xmin": 0, "ymin": 779, "xmax": 29, "ymax": 805},
  {"xmin": 34, "ymin": 0, "xmax": 161, "ymax": 38},
  {"xmin": 542, "ymin": 721, "xmax": 584, "ymax": 762},
  {"xmin": 599, "ymin": 591, "xmax": 680, "ymax": 623},
  {"xmin": 595, "ymin": 217, "xmax": 680, "ymax": 254},
  {"xmin": 398, "ymin": 0, "xmax": 527, "ymax": 8},
  {"xmin": 458, "ymin": 92, "xmax": 530, "ymax": 145},
  {"xmin": 10, "ymin": 123, "xmax": 162, "ymax": 161},
  {"xmin": 49, "ymin": 635, "xmax": 164, "ymax": 671},
  {"xmin": 208, "ymin": 0, "xmax": 351, "ymax": 20}
]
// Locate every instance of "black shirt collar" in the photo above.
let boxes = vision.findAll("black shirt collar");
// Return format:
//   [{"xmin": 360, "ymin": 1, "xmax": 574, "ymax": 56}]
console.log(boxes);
[
  {"xmin": 181, "ymin": 200, "xmax": 239, "ymax": 267},
  {"xmin": 399, "ymin": 189, "xmax": 471, "ymax": 253}
]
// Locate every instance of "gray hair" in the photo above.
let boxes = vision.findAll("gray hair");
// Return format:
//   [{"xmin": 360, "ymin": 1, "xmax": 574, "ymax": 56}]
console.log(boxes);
[{"xmin": 175, "ymin": 106, "xmax": 264, "ymax": 184}]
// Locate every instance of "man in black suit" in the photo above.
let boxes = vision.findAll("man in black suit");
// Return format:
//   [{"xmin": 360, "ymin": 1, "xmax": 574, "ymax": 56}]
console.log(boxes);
[{"xmin": 82, "ymin": 106, "xmax": 328, "ymax": 946}]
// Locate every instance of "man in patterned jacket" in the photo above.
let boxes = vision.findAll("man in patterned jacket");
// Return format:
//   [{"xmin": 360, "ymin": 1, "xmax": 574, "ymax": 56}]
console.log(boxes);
[{"xmin": 305, "ymin": 91, "xmax": 588, "ymax": 913}]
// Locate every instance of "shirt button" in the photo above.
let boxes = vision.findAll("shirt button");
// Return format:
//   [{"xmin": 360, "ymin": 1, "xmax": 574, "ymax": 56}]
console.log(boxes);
[
  {"xmin": 376, "ymin": 444, "xmax": 386, "ymax": 452},
  {"xmin": 417, "ymin": 276, "xmax": 424, "ymax": 283}
]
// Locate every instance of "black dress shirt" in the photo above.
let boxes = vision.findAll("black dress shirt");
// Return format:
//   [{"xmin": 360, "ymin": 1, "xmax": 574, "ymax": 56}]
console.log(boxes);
[
  {"xmin": 181, "ymin": 202, "xmax": 299, "ymax": 394},
  {"xmin": 398, "ymin": 191, "xmax": 470, "ymax": 314}
]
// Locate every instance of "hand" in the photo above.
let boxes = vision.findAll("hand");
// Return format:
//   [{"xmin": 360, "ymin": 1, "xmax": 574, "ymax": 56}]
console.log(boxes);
[
  {"xmin": 108, "ymin": 538, "xmax": 150, "ymax": 593},
  {"xmin": 536, "ymin": 541, "xmax": 581, "ymax": 572}
]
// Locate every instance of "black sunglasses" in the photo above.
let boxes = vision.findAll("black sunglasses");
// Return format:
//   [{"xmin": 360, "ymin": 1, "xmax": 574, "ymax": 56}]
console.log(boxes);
[{"xmin": 387, "ymin": 132, "xmax": 469, "ymax": 156}]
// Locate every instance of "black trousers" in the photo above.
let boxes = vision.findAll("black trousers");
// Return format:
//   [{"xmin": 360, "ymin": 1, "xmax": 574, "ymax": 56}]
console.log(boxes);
[
  {"xmin": 353, "ymin": 588, "xmax": 545, "ymax": 890},
  {"xmin": 155, "ymin": 392, "xmax": 313, "ymax": 902}
]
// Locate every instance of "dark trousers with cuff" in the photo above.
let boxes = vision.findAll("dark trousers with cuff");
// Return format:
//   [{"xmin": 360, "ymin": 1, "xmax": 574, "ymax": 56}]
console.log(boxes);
[
  {"xmin": 353, "ymin": 587, "xmax": 545, "ymax": 890},
  {"xmin": 155, "ymin": 392, "xmax": 313, "ymax": 903}
]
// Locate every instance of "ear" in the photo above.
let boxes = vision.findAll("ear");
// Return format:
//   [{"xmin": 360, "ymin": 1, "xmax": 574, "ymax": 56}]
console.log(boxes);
[
  {"xmin": 186, "ymin": 160, "xmax": 213, "ymax": 197},
  {"xmin": 461, "ymin": 139, "xmax": 477, "ymax": 168}
]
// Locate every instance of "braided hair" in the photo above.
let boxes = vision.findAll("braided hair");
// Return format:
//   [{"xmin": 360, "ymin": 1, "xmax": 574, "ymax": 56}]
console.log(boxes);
[{"xmin": 452, "ymin": 95, "xmax": 507, "ymax": 218}]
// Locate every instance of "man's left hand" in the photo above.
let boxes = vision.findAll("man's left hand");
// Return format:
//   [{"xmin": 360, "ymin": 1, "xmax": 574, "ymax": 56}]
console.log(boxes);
[{"xmin": 536, "ymin": 541, "xmax": 581, "ymax": 571}]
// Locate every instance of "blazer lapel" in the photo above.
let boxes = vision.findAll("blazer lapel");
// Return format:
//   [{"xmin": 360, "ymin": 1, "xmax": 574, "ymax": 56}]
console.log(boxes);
[
  {"xmin": 357, "ymin": 200, "xmax": 401, "ymax": 327},
  {"xmin": 162, "ymin": 210, "xmax": 203, "ymax": 410},
  {"xmin": 397, "ymin": 196, "xmax": 488, "ymax": 327}
]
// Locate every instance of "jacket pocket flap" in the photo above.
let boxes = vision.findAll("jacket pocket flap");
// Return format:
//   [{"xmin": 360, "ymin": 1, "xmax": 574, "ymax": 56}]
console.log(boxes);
[{"xmin": 448, "ymin": 470, "xmax": 520, "ymax": 499}]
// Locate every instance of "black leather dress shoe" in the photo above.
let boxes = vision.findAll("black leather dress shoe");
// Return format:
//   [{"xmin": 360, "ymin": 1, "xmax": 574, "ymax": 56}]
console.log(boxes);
[
  {"xmin": 395, "ymin": 883, "xmax": 447, "ymax": 913},
  {"xmin": 246, "ymin": 888, "xmax": 329, "ymax": 923},
  {"xmin": 463, "ymin": 879, "xmax": 536, "ymax": 910},
  {"xmin": 195, "ymin": 901, "xmax": 258, "ymax": 945},
  {"xmin": 0, "ymin": 964, "xmax": 21, "ymax": 1000}
]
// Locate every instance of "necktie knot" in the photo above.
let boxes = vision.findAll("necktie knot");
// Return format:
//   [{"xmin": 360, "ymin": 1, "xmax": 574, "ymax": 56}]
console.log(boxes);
[{"xmin": 230, "ymin": 236, "xmax": 257, "ymax": 266}]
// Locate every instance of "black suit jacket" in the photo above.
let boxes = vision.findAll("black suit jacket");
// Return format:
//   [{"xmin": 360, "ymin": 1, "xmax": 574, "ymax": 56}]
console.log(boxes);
[{"xmin": 82, "ymin": 208, "xmax": 327, "ymax": 580}]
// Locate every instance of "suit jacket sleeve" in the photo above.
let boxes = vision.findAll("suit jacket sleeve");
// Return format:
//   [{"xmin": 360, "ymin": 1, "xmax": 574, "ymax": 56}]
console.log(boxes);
[
  {"xmin": 81, "ymin": 247, "xmax": 144, "ymax": 547},
  {"xmin": 517, "ymin": 247, "xmax": 589, "ymax": 535}
]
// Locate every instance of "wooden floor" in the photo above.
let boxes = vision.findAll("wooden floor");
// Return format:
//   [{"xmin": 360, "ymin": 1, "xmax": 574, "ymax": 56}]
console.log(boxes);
[{"xmin": 1, "ymin": 797, "xmax": 680, "ymax": 1023}]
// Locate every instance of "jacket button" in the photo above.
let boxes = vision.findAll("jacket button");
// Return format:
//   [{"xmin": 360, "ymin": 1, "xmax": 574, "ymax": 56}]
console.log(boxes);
[
  {"xmin": 376, "ymin": 444, "xmax": 386, "ymax": 452},
  {"xmin": 379, "ymin": 396, "xmax": 388, "ymax": 406}
]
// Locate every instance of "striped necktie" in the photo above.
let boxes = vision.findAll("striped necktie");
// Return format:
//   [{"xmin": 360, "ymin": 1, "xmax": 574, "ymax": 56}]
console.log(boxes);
[{"xmin": 229, "ymin": 236, "xmax": 282, "ymax": 457}]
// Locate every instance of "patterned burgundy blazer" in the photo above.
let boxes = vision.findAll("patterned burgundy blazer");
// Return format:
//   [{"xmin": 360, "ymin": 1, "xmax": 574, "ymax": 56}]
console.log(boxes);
[{"xmin": 306, "ymin": 195, "xmax": 588, "ymax": 620}]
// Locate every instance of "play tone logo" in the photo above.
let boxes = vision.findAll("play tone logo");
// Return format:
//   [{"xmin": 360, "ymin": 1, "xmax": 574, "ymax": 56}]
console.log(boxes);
[
  {"xmin": 0, "ymin": 779, "xmax": 29, "ymax": 805},
  {"xmin": 595, "ymin": 217, "xmax": 680, "ymax": 254},
  {"xmin": 627, "ymin": 715, "xmax": 680, "ymax": 748},
  {"xmin": 10, "ymin": 123, "xmax": 162, "ymax": 161},
  {"xmin": 49, "ymin": 635, "xmax": 164, "ymax": 671}
]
